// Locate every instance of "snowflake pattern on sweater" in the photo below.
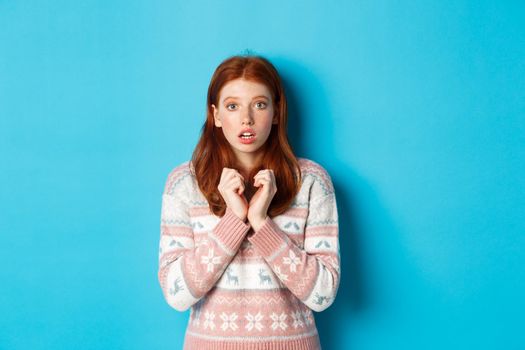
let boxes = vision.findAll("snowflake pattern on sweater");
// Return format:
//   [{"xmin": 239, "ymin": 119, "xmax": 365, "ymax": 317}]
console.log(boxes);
[{"xmin": 158, "ymin": 158, "xmax": 340, "ymax": 349}]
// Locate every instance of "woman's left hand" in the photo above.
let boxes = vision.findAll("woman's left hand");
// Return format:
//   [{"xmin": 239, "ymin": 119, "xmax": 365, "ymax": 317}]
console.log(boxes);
[{"xmin": 247, "ymin": 169, "xmax": 277, "ymax": 231}]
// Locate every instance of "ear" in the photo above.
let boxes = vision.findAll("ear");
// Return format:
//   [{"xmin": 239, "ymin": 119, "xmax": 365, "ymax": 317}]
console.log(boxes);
[
  {"xmin": 212, "ymin": 104, "xmax": 222, "ymax": 127},
  {"xmin": 272, "ymin": 112, "xmax": 278, "ymax": 124}
]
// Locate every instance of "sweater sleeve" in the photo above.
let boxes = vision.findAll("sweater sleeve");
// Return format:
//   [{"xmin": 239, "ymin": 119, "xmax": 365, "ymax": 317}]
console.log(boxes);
[
  {"xmin": 247, "ymin": 170, "xmax": 340, "ymax": 312},
  {"xmin": 157, "ymin": 167, "xmax": 252, "ymax": 312}
]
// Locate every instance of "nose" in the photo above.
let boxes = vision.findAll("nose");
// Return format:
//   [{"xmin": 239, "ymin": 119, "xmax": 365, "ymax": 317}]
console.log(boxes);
[{"xmin": 242, "ymin": 109, "xmax": 254, "ymax": 125}]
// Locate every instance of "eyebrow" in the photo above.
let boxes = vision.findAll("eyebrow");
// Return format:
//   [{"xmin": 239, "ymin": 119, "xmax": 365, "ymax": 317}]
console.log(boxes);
[{"xmin": 222, "ymin": 95, "xmax": 270, "ymax": 103}]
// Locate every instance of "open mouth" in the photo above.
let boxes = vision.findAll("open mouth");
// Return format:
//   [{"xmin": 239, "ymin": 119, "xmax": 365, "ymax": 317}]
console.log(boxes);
[
  {"xmin": 239, "ymin": 132, "xmax": 256, "ymax": 140},
  {"xmin": 238, "ymin": 130, "xmax": 257, "ymax": 144}
]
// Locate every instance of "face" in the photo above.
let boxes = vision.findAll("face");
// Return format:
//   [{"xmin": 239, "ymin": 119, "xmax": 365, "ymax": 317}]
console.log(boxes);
[{"xmin": 211, "ymin": 78, "xmax": 277, "ymax": 163}]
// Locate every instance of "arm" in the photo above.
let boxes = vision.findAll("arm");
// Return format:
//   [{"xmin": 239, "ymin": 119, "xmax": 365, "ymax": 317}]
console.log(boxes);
[
  {"xmin": 157, "ymin": 168, "xmax": 251, "ymax": 311},
  {"xmin": 247, "ymin": 175, "xmax": 340, "ymax": 312}
]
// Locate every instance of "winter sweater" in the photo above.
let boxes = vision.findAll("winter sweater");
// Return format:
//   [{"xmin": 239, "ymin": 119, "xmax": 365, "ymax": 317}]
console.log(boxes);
[{"xmin": 158, "ymin": 158, "xmax": 340, "ymax": 350}]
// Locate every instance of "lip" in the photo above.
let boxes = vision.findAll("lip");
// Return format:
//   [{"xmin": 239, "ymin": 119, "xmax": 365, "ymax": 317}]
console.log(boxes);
[
  {"xmin": 238, "ymin": 128, "xmax": 256, "ymax": 137},
  {"xmin": 238, "ymin": 128, "xmax": 257, "ymax": 144}
]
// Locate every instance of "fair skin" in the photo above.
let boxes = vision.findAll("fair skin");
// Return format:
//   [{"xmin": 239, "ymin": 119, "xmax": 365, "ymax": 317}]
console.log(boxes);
[{"xmin": 211, "ymin": 78, "xmax": 278, "ymax": 231}]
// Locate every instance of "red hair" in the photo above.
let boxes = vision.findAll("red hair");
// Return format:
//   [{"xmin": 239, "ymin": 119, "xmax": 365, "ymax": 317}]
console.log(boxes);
[{"xmin": 190, "ymin": 54, "xmax": 302, "ymax": 217}]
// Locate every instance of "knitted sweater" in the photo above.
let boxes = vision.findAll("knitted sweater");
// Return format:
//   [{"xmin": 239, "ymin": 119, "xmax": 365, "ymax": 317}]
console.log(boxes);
[{"xmin": 158, "ymin": 158, "xmax": 340, "ymax": 350}]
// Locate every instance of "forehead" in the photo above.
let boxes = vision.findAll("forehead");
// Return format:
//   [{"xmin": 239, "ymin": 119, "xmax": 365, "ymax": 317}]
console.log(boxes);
[{"xmin": 219, "ymin": 78, "xmax": 271, "ymax": 101}]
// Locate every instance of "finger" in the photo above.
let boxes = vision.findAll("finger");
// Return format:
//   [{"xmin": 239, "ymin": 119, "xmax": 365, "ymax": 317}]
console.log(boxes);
[
  {"xmin": 228, "ymin": 169, "xmax": 245, "ymax": 182},
  {"xmin": 228, "ymin": 175, "xmax": 244, "ymax": 192},
  {"xmin": 236, "ymin": 178, "xmax": 246, "ymax": 195},
  {"xmin": 234, "ymin": 168, "xmax": 245, "ymax": 178},
  {"xmin": 253, "ymin": 173, "xmax": 271, "ymax": 185},
  {"xmin": 221, "ymin": 168, "xmax": 237, "ymax": 183},
  {"xmin": 256, "ymin": 169, "xmax": 271, "ymax": 175},
  {"xmin": 254, "ymin": 170, "xmax": 271, "ymax": 180},
  {"xmin": 254, "ymin": 178, "xmax": 270, "ymax": 188},
  {"xmin": 262, "ymin": 170, "xmax": 275, "ymax": 186},
  {"xmin": 227, "ymin": 176, "xmax": 244, "ymax": 190},
  {"xmin": 253, "ymin": 173, "xmax": 268, "ymax": 186},
  {"xmin": 238, "ymin": 181, "xmax": 245, "ymax": 195},
  {"xmin": 224, "ymin": 169, "xmax": 245, "ymax": 184},
  {"xmin": 219, "ymin": 169, "xmax": 231, "ymax": 189},
  {"xmin": 220, "ymin": 168, "xmax": 228, "ymax": 181},
  {"xmin": 236, "ymin": 172, "xmax": 245, "ymax": 182}
]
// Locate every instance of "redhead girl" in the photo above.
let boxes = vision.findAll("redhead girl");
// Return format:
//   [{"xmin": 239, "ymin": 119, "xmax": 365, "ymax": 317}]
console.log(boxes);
[{"xmin": 158, "ymin": 55, "xmax": 340, "ymax": 350}]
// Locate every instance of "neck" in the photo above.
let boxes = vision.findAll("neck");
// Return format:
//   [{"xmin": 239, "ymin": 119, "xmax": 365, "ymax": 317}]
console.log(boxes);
[{"xmin": 234, "ymin": 150, "xmax": 264, "ymax": 179}]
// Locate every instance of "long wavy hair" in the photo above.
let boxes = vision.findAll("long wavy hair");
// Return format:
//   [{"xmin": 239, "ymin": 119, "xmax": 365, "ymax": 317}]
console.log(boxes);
[{"xmin": 190, "ymin": 54, "xmax": 302, "ymax": 217}]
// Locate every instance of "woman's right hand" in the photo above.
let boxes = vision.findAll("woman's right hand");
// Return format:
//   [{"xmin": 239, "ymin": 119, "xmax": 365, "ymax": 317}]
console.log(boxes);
[{"xmin": 218, "ymin": 168, "xmax": 248, "ymax": 221}]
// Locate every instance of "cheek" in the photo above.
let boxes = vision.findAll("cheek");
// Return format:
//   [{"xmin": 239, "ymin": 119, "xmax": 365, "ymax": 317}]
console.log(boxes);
[
  {"xmin": 261, "ymin": 114, "xmax": 274, "ymax": 132},
  {"xmin": 221, "ymin": 118, "xmax": 236, "ymax": 135}
]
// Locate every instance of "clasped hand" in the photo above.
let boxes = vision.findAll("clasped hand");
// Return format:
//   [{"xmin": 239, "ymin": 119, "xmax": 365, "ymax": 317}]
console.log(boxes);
[{"xmin": 217, "ymin": 167, "xmax": 277, "ymax": 231}]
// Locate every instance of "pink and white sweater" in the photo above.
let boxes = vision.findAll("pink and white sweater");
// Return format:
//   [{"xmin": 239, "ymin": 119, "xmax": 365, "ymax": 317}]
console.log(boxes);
[{"xmin": 158, "ymin": 158, "xmax": 340, "ymax": 350}]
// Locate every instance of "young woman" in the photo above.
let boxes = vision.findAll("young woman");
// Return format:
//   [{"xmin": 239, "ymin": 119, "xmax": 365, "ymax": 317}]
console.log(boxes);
[{"xmin": 158, "ymin": 55, "xmax": 340, "ymax": 350}]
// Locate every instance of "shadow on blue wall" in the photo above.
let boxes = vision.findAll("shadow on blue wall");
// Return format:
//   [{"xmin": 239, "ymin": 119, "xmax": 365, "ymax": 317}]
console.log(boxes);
[{"xmin": 280, "ymin": 59, "xmax": 369, "ymax": 349}]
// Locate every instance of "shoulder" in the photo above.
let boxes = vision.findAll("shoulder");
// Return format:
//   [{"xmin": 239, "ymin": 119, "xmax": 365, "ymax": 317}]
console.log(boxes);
[
  {"xmin": 163, "ymin": 160, "xmax": 195, "ymax": 195},
  {"xmin": 298, "ymin": 157, "xmax": 330, "ymax": 177},
  {"xmin": 297, "ymin": 157, "xmax": 335, "ymax": 196}
]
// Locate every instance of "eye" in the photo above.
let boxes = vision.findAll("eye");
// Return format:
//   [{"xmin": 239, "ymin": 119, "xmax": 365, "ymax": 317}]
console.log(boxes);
[
  {"xmin": 226, "ymin": 103, "xmax": 237, "ymax": 111},
  {"xmin": 255, "ymin": 101, "xmax": 267, "ymax": 109}
]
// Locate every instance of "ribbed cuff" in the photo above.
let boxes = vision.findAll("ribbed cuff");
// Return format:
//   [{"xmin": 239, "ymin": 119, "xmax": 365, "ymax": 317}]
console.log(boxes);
[
  {"xmin": 247, "ymin": 216, "xmax": 288, "ymax": 258},
  {"xmin": 213, "ymin": 207, "xmax": 251, "ymax": 253}
]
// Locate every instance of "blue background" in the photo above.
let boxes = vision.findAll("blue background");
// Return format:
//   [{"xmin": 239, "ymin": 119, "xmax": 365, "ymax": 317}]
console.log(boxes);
[{"xmin": 1, "ymin": 1, "xmax": 524, "ymax": 349}]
